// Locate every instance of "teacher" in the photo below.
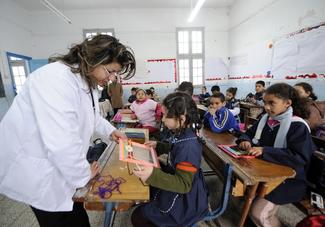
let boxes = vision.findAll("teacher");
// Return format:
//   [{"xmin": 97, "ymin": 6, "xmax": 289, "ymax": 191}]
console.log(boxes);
[{"xmin": 0, "ymin": 34, "xmax": 135, "ymax": 227}]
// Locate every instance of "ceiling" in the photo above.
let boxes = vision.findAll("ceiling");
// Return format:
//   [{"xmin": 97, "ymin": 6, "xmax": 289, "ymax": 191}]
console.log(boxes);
[{"xmin": 13, "ymin": 0, "xmax": 236, "ymax": 11}]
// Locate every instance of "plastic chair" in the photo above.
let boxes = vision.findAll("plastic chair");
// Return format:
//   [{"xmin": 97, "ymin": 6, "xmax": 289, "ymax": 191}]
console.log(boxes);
[{"xmin": 193, "ymin": 163, "xmax": 233, "ymax": 227}]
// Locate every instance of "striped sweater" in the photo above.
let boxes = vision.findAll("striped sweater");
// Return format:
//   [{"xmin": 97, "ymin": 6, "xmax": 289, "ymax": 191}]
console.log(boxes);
[{"xmin": 203, "ymin": 106, "xmax": 240, "ymax": 133}]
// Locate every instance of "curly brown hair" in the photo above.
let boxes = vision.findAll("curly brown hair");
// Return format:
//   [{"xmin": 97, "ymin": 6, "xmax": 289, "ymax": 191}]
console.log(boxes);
[{"xmin": 49, "ymin": 34, "xmax": 136, "ymax": 88}]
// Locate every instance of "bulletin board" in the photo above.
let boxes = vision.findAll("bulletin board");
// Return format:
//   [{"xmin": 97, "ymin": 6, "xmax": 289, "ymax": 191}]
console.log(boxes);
[
  {"xmin": 271, "ymin": 22, "xmax": 325, "ymax": 80},
  {"xmin": 121, "ymin": 58, "xmax": 177, "ymax": 85},
  {"xmin": 228, "ymin": 41, "xmax": 273, "ymax": 80}
]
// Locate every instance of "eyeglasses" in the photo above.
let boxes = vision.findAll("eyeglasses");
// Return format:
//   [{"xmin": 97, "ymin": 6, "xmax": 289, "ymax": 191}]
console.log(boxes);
[{"xmin": 103, "ymin": 66, "xmax": 122, "ymax": 76}]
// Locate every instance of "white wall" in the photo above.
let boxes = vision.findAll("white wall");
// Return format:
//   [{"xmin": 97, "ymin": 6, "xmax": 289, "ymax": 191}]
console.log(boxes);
[
  {"xmin": 228, "ymin": 0, "xmax": 325, "ymax": 99},
  {"xmin": 29, "ymin": 7, "xmax": 229, "ymax": 102},
  {"xmin": 0, "ymin": 0, "xmax": 33, "ymax": 119},
  {"xmin": 0, "ymin": 5, "xmax": 229, "ymax": 117}
]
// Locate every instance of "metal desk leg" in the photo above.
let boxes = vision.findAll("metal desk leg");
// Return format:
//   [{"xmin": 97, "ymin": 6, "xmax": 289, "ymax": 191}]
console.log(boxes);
[
  {"xmin": 104, "ymin": 202, "xmax": 116, "ymax": 227},
  {"xmin": 238, "ymin": 184, "xmax": 258, "ymax": 227}
]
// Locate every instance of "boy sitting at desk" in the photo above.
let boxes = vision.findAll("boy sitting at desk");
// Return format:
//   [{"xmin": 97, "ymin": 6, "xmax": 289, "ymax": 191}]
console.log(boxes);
[
  {"xmin": 203, "ymin": 93, "xmax": 240, "ymax": 133},
  {"xmin": 246, "ymin": 80, "xmax": 265, "ymax": 106}
]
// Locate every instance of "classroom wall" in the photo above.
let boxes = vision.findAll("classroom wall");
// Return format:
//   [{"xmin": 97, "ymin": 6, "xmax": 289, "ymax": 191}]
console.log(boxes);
[
  {"xmin": 29, "ymin": 8, "xmax": 229, "ymax": 103},
  {"xmin": 228, "ymin": 0, "xmax": 325, "ymax": 100},
  {"xmin": 0, "ymin": 0, "xmax": 33, "ymax": 119}
]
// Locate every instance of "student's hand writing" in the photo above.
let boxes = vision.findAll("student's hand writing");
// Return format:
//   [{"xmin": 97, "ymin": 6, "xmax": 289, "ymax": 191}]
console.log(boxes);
[
  {"xmin": 133, "ymin": 165, "xmax": 153, "ymax": 182},
  {"xmin": 110, "ymin": 130, "xmax": 127, "ymax": 142},
  {"xmin": 248, "ymin": 147, "xmax": 263, "ymax": 157},
  {"xmin": 239, "ymin": 141, "xmax": 251, "ymax": 151},
  {"xmin": 90, "ymin": 161, "xmax": 100, "ymax": 179},
  {"xmin": 144, "ymin": 141, "xmax": 157, "ymax": 149}
]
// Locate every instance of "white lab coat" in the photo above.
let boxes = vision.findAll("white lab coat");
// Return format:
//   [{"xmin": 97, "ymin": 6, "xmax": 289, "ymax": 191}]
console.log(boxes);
[{"xmin": 0, "ymin": 62, "xmax": 115, "ymax": 211}]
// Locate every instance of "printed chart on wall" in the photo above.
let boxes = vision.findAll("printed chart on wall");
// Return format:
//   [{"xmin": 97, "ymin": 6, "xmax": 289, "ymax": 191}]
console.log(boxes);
[{"xmin": 271, "ymin": 23, "xmax": 325, "ymax": 80}]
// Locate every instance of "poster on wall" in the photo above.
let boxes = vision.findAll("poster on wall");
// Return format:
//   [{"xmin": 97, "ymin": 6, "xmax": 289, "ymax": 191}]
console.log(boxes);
[
  {"xmin": 271, "ymin": 23, "xmax": 325, "ymax": 80},
  {"xmin": 271, "ymin": 39, "xmax": 298, "ymax": 79},
  {"xmin": 296, "ymin": 26, "xmax": 325, "ymax": 75}
]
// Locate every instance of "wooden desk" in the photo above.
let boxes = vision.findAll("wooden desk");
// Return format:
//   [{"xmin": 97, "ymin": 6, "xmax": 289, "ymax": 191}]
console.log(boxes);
[
  {"xmin": 239, "ymin": 102, "xmax": 263, "ymax": 129},
  {"xmin": 112, "ymin": 112, "xmax": 139, "ymax": 128},
  {"xmin": 201, "ymin": 128, "xmax": 296, "ymax": 227},
  {"xmin": 312, "ymin": 135, "xmax": 325, "ymax": 153},
  {"xmin": 73, "ymin": 142, "xmax": 149, "ymax": 205},
  {"xmin": 197, "ymin": 104, "xmax": 207, "ymax": 120}
]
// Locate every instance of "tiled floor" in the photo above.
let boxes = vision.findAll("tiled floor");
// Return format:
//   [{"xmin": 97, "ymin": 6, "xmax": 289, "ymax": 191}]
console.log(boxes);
[{"xmin": 0, "ymin": 161, "xmax": 306, "ymax": 227}]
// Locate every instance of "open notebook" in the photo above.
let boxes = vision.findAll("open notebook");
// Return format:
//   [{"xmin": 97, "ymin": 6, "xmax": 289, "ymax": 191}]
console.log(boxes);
[{"xmin": 218, "ymin": 145, "xmax": 255, "ymax": 159}]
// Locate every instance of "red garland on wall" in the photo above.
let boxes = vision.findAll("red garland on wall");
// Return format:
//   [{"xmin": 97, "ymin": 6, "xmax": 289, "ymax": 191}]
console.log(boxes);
[
  {"xmin": 206, "ymin": 77, "xmax": 222, "ymax": 81},
  {"xmin": 285, "ymin": 73, "xmax": 320, "ymax": 80},
  {"xmin": 228, "ymin": 75, "xmax": 273, "ymax": 80}
]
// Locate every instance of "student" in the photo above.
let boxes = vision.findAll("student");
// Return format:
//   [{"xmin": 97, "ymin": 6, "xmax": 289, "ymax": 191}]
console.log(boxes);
[
  {"xmin": 203, "ymin": 93, "xmax": 240, "ymax": 133},
  {"xmin": 176, "ymin": 81, "xmax": 194, "ymax": 96},
  {"xmin": 211, "ymin": 85, "xmax": 220, "ymax": 95},
  {"xmin": 0, "ymin": 34, "xmax": 134, "ymax": 227},
  {"xmin": 294, "ymin": 82, "xmax": 325, "ymax": 131},
  {"xmin": 128, "ymin": 87, "xmax": 137, "ymax": 103},
  {"xmin": 150, "ymin": 86, "xmax": 160, "ymax": 102},
  {"xmin": 237, "ymin": 83, "xmax": 313, "ymax": 227},
  {"xmin": 99, "ymin": 83, "xmax": 111, "ymax": 102},
  {"xmin": 145, "ymin": 89, "xmax": 154, "ymax": 100},
  {"xmin": 122, "ymin": 89, "xmax": 161, "ymax": 133},
  {"xmin": 225, "ymin": 87, "xmax": 240, "ymax": 122},
  {"xmin": 108, "ymin": 75, "xmax": 123, "ymax": 115},
  {"xmin": 247, "ymin": 80, "xmax": 265, "ymax": 106},
  {"xmin": 199, "ymin": 85, "xmax": 210, "ymax": 100},
  {"xmin": 131, "ymin": 92, "xmax": 209, "ymax": 227}
]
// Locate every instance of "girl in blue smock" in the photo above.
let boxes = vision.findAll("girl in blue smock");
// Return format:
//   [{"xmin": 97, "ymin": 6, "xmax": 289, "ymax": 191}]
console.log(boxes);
[
  {"xmin": 237, "ymin": 83, "xmax": 314, "ymax": 227},
  {"xmin": 131, "ymin": 92, "xmax": 209, "ymax": 227}
]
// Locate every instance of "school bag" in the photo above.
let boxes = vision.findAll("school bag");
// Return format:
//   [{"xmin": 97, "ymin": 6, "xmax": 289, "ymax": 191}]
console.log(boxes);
[{"xmin": 86, "ymin": 138, "xmax": 107, "ymax": 163}]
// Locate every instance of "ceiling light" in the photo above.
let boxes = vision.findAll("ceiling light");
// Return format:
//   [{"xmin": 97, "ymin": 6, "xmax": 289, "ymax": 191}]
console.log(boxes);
[
  {"xmin": 41, "ymin": 0, "xmax": 72, "ymax": 24},
  {"xmin": 187, "ymin": 0, "xmax": 206, "ymax": 23}
]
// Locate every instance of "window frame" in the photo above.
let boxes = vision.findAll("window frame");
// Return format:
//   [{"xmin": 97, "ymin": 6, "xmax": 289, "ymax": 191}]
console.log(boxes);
[
  {"xmin": 6, "ymin": 52, "xmax": 32, "ymax": 95},
  {"xmin": 176, "ymin": 27, "xmax": 205, "ymax": 86}
]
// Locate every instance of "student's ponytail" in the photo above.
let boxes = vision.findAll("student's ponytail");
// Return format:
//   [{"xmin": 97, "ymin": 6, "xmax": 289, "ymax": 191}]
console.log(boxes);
[{"xmin": 266, "ymin": 83, "xmax": 310, "ymax": 119}]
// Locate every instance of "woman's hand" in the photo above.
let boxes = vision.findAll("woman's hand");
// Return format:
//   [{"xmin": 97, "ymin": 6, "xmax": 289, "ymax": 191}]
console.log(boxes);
[
  {"xmin": 239, "ymin": 141, "xmax": 251, "ymax": 151},
  {"xmin": 90, "ymin": 161, "xmax": 100, "ymax": 179},
  {"xmin": 133, "ymin": 165, "xmax": 153, "ymax": 183},
  {"xmin": 110, "ymin": 130, "xmax": 127, "ymax": 142},
  {"xmin": 248, "ymin": 147, "xmax": 263, "ymax": 157},
  {"xmin": 144, "ymin": 140, "xmax": 157, "ymax": 149}
]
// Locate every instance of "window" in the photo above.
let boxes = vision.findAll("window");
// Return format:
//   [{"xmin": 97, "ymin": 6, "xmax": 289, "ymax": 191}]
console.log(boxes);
[
  {"xmin": 83, "ymin": 29, "xmax": 115, "ymax": 39},
  {"xmin": 7, "ymin": 52, "xmax": 31, "ymax": 95},
  {"xmin": 176, "ymin": 28, "xmax": 205, "ymax": 86}
]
